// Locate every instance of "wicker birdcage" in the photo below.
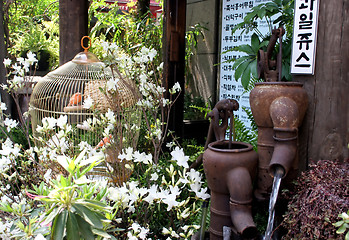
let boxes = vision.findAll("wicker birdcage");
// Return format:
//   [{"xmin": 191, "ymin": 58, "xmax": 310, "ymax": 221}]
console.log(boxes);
[{"xmin": 29, "ymin": 37, "xmax": 140, "ymax": 185}]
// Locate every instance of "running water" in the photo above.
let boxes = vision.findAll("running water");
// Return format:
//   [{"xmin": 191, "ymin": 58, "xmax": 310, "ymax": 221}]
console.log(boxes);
[{"xmin": 264, "ymin": 167, "xmax": 284, "ymax": 240}]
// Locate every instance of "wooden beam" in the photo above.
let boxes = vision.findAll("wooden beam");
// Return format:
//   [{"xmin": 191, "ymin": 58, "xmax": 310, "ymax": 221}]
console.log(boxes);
[
  {"xmin": 163, "ymin": 0, "xmax": 187, "ymax": 139},
  {"xmin": 59, "ymin": 0, "xmax": 89, "ymax": 65}
]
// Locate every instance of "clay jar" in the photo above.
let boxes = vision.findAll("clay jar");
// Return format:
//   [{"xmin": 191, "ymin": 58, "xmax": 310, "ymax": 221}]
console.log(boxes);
[{"xmin": 203, "ymin": 140, "xmax": 258, "ymax": 240}]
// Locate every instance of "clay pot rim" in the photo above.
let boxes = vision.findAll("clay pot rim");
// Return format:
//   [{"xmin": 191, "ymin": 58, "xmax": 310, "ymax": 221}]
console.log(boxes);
[
  {"xmin": 255, "ymin": 81, "xmax": 303, "ymax": 87},
  {"xmin": 208, "ymin": 140, "xmax": 253, "ymax": 153}
]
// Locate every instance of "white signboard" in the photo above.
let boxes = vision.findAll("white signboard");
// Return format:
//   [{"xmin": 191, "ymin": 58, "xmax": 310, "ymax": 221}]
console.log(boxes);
[
  {"xmin": 220, "ymin": 0, "xmax": 271, "ymax": 128},
  {"xmin": 291, "ymin": 0, "xmax": 320, "ymax": 74}
]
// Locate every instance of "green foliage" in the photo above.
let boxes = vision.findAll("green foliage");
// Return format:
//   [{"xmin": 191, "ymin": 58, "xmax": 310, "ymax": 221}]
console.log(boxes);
[
  {"xmin": 185, "ymin": 23, "xmax": 208, "ymax": 85},
  {"xmin": 226, "ymin": 0, "xmax": 295, "ymax": 89},
  {"xmin": 0, "ymin": 125, "xmax": 33, "ymax": 150},
  {"xmin": 184, "ymin": 93, "xmax": 212, "ymax": 120},
  {"xmin": 5, "ymin": 0, "xmax": 59, "ymax": 70},
  {"xmin": 232, "ymin": 115, "xmax": 257, "ymax": 151},
  {"xmin": 32, "ymin": 151, "xmax": 113, "ymax": 240},
  {"xmin": 232, "ymin": 0, "xmax": 294, "ymax": 39},
  {"xmin": 333, "ymin": 210, "xmax": 349, "ymax": 240},
  {"xmin": 89, "ymin": 1, "xmax": 163, "ymax": 64},
  {"xmin": 229, "ymin": 33, "xmax": 268, "ymax": 89}
]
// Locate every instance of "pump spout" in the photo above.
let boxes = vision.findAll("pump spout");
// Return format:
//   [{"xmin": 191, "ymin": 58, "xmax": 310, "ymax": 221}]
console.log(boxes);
[
  {"xmin": 227, "ymin": 167, "xmax": 258, "ymax": 238},
  {"xmin": 268, "ymin": 96, "xmax": 300, "ymax": 178}
]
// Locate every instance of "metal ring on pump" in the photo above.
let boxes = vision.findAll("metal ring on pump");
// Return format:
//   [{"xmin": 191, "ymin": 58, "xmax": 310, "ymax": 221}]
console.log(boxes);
[{"xmin": 81, "ymin": 36, "xmax": 92, "ymax": 52}]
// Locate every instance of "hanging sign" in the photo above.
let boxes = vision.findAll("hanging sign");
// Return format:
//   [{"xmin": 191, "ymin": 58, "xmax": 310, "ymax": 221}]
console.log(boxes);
[{"xmin": 291, "ymin": 0, "xmax": 320, "ymax": 75}]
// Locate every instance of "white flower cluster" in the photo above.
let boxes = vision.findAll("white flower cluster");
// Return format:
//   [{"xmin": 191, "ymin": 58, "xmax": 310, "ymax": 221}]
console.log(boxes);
[
  {"xmin": 110, "ymin": 147, "xmax": 210, "ymax": 215},
  {"xmin": 127, "ymin": 222, "xmax": 150, "ymax": 240},
  {"xmin": 0, "ymin": 138, "xmax": 21, "ymax": 173},
  {"xmin": 2, "ymin": 52, "xmax": 38, "ymax": 92}
]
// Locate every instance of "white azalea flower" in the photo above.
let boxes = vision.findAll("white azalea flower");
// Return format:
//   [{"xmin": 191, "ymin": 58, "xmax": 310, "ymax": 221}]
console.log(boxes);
[
  {"xmin": 3, "ymin": 118, "xmax": 18, "ymax": 132},
  {"xmin": 0, "ymin": 102, "xmax": 7, "ymax": 111},
  {"xmin": 171, "ymin": 147, "xmax": 189, "ymax": 168},
  {"xmin": 83, "ymin": 95, "xmax": 94, "ymax": 109},
  {"xmin": 3, "ymin": 58, "xmax": 11, "ymax": 67},
  {"xmin": 118, "ymin": 147, "xmax": 133, "ymax": 161},
  {"xmin": 26, "ymin": 51, "xmax": 38, "ymax": 65}
]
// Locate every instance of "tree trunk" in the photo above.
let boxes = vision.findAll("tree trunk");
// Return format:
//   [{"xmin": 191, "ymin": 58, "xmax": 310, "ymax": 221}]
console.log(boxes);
[
  {"xmin": 0, "ymin": 0, "xmax": 14, "ymax": 117},
  {"xmin": 59, "ymin": 0, "xmax": 89, "ymax": 65}
]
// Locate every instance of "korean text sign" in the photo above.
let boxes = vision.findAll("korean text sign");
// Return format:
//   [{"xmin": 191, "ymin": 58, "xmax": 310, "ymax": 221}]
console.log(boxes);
[{"xmin": 291, "ymin": 0, "xmax": 320, "ymax": 74}]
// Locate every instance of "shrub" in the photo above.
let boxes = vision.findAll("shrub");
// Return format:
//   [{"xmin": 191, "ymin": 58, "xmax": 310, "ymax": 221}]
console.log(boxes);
[{"xmin": 282, "ymin": 160, "xmax": 349, "ymax": 239}]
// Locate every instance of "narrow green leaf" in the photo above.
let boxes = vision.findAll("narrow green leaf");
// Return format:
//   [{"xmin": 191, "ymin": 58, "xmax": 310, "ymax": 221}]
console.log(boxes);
[
  {"xmin": 73, "ymin": 203, "xmax": 103, "ymax": 229},
  {"xmin": 235, "ymin": 44, "xmax": 254, "ymax": 55},
  {"xmin": 345, "ymin": 231, "xmax": 349, "ymax": 240},
  {"xmin": 92, "ymin": 228, "xmax": 112, "ymax": 238},
  {"xmin": 337, "ymin": 224, "xmax": 347, "ymax": 234},
  {"xmin": 78, "ymin": 199, "xmax": 109, "ymax": 209},
  {"xmin": 66, "ymin": 212, "xmax": 80, "ymax": 240},
  {"xmin": 250, "ymin": 33, "xmax": 260, "ymax": 53},
  {"xmin": 51, "ymin": 210, "xmax": 68, "ymax": 240},
  {"xmin": 232, "ymin": 55, "xmax": 250, "ymax": 69},
  {"xmin": 75, "ymin": 213, "xmax": 95, "ymax": 240},
  {"xmin": 234, "ymin": 60, "xmax": 250, "ymax": 81},
  {"xmin": 333, "ymin": 220, "xmax": 344, "ymax": 227},
  {"xmin": 241, "ymin": 63, "xmax": 252, "ymax": 89},
  {"xmin": 43, "ymin": 206, "xmax": 61, "ymax": 226}
]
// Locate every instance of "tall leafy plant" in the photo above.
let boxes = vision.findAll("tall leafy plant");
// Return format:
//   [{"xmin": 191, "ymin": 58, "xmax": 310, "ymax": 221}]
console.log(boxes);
[{"xmin": 226, "ymin": 0, "xmax": 295, "ymax": 90}]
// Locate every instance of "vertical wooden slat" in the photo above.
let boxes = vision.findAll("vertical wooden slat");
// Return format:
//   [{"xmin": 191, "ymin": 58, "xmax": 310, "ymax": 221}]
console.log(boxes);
[
  {"xmin": 297, "ymin": 0, "xmax": 349, "ymax": 166},
  {"xmin": 163, "ymin": 0, "xmax": 187, "ymax": 138}
]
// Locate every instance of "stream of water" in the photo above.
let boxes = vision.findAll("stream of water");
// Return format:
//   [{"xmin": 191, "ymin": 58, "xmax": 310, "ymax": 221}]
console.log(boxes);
[{"xmin": 264, "ymin": 168, "xmax": 284, "ymax": 240}]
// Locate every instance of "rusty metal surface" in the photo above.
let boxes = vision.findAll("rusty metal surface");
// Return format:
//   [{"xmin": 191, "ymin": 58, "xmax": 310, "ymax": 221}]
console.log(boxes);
[
  {"xmin": 250, "ymin": 82, "xmax": 308, "ymax": 201},
  {"xmin": 257, "ymin": 27, "xmax": 285, "ymax": 82},
  {"xmin": 203, "ymin": 140, "xmax": 258, "ymax": 239}
]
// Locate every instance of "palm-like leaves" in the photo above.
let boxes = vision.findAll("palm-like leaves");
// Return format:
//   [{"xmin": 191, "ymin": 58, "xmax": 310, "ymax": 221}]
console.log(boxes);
[{"xmin": 231, "ymin": 33, "xmax": 268, "ymax": 89}]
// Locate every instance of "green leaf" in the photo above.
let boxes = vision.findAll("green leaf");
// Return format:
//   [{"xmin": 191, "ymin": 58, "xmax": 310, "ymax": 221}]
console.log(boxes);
[
  {"xmin": 333, "ymin": 220, "xmax": 344, "ymax": 227},
  {"xmin": 51, "ymin": 210, "xmax": 68, "ymax": 240},
  {"xmin": 232, "ymin": 55, "xmax": 250, "ymax": 69},
  {"xmin": 66, "ymin": 212, "xmax": 80, "ymax": 240},
  {"xmin": 250, "ymin": 33, "xmax": 260, "ymax": 53},
  {"xmin": 43, "ymin": 206, "xmax": 61, "ymax": 226},
  {"xmin": 76, "ymin": 199, "xmax": 110, "ymax": 212},
  {"xmin": 234, "ymin": 60, "xmax": 251, "ymax": 81},
  {"xmin": 73, "ymin": 203, "xmax": 103, "ymax": 229},
  {"xmin": 235, "ymin": 44, "xmax": 255, "ymax": 55},
  {"xmin": 75, "ymin": 214, "xmax": 95, "ymax": 240},
  {"xmin": 250, "ymin": 59, "xmax": 258, "ymax": 79},
  {"xmin": 92, "ymin": 228, "xmax": 112, "ymax": 238},
  {"xmin": 345, "ymin": 231, "xmax": 349, "ymax": 240},
  {"xmin": 241, "ymin": 63, "xmax": 252, "ymax": 89},
  {"xmin": 337, "ymin": 224, "xmax": 347, "ymax": 234}
]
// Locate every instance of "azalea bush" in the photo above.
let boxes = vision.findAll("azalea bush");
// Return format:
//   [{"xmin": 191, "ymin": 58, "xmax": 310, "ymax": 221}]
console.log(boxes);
[{"xmin": 0, "ymin": 40, "xmax": 210, "ymax": 239}]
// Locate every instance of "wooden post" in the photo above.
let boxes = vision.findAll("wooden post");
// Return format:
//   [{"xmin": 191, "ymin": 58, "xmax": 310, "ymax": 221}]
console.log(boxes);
[
  {"xmin": 296, "ymin": 0, "xmax": 349, "ymax": 167},
  {"xmin": 59, "ymin": 0, "xmax": 89, "ymax": 65},
  {"xmin": 163, "ymin": 0, "xmax": 186, "ymax": 138}
]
